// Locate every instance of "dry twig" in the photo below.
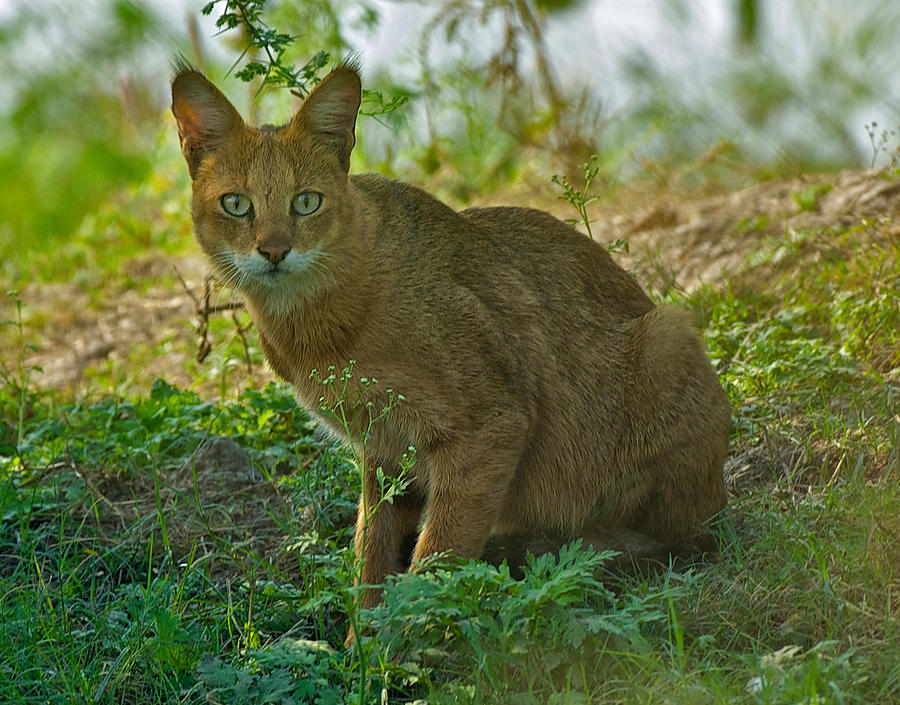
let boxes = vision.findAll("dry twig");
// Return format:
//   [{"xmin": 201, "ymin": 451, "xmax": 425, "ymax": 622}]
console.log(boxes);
[{"xmin": 174, "ymin": 268, "xmax": 253, "ymax": 371}]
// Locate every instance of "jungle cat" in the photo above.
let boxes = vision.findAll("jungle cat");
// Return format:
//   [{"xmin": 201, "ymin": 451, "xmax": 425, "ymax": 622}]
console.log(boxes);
[{"xmin": 171, "ymin": 60, "xmax": 731, "ymax": 630}]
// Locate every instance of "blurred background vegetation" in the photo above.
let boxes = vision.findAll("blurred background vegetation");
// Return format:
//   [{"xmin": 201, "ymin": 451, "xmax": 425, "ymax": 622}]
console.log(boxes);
[{"xmin": 1, "ymin": 0, "xmax": 898, "ymax": 290}]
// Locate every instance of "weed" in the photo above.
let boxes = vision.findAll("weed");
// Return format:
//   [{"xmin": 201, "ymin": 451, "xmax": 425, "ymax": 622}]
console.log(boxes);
[
  {"xmin": 308, "ymin": 361, "xmax": 415, "ymax": 704},
  {"xmin": 198, "ymin": 638, "xmax": 345, "ymax": 705},
  {"xmin": 791, "ymin": 183, "xmax": 833, "ymax": 213},
  {"xmin": 0, "ymin": 291, "xmax": 41, "ymax": 455},
  {"xmin": 864, "ymin": 121, "xmax": 900, "ymax": 168},
  {"xmin": 551, "ymin": 158, "xmax": 600, "ymax": 239},
  {"xmin": 552, "ymin": 156, "xmax": 628, "ymax": 255},
  {"xmin": 367, "ymin": 543, "xmax": 671, "ymax": 701}
]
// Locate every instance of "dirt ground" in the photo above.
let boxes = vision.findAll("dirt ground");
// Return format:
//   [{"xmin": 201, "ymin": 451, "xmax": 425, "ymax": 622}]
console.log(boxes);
[{"xmin": 10, "ymin": 168, "xmax": 896, "ymax": 398}]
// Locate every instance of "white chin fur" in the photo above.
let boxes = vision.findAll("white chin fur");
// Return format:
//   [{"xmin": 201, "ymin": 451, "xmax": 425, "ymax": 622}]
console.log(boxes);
[{"xmin": 212, "ymin": 247, "xmax": 331, "ymax": 316}]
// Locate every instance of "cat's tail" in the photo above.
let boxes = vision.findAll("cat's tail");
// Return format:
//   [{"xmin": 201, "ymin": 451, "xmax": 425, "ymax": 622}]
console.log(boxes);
[{"xmin": 481, "ymin": 527, "xmax": 717, "ymax": 580}]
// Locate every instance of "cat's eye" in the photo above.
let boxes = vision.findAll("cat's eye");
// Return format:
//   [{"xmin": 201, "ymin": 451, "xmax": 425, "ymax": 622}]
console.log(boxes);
[
  {"xmin": 221, "ymin": 193, "xmax": 252, "ymax": 217},
  {"xmin": 292, "ymin": 192, "xmax": 323, "ymax": 216}
]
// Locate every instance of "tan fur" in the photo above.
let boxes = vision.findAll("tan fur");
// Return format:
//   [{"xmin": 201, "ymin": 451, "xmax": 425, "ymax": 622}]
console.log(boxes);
[{"xmin": 172, "ymin": 63, "xmax": 731, "ymax": 627}]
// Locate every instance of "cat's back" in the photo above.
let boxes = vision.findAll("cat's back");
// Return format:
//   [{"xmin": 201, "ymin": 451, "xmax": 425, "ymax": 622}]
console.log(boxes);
[
  {"xmin": 458, "ymin": 204, "xmax": 652, "ymax": 317},
  {"xmin": 460, "ymin": 204, "xmax": 608, "ymax": 261},
  {"xmin": 351, "ymin": 174, "xmax": 651, "ymax": 318}
]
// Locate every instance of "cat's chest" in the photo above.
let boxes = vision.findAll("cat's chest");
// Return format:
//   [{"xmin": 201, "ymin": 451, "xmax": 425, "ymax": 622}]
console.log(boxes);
[{"xmin": 255, "ymin": 317, "xmax": 334, "ymax": 385}]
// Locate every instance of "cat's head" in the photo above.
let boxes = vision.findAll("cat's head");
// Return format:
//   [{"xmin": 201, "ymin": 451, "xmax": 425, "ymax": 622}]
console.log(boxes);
[{"xmin": 171, "ymin": 61, "xmax": 362, "ymax": 315}]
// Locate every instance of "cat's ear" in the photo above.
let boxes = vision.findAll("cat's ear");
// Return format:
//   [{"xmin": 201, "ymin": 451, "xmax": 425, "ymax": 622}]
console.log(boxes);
[
  {"xmin": 171, "ymin": 65, "xmax": 244, "ymax": 179},
  {"xmin": 291, "ymin": 63, "xmax": 362, "ymax": 172}
]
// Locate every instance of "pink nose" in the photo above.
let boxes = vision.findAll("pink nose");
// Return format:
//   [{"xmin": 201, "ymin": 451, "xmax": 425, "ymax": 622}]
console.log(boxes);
[{"xmin": 258, "ymin": 244, "xmax": 290, "ymax": 264}]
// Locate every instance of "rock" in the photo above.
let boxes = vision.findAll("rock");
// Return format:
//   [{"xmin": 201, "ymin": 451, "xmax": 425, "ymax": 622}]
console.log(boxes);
[{"xmin": 181, "ymin": 435, "xmax": 259, "ymax": 487}]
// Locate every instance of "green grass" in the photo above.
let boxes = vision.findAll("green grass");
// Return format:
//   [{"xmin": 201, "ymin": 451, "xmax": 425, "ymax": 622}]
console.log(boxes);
[
  {"xmin": 1, "ymin": 181, "xmax": 898, "ymax": 703},
  {"xmin": 1, "ymin": 131, "xmax": 192, "ymax": 291}
]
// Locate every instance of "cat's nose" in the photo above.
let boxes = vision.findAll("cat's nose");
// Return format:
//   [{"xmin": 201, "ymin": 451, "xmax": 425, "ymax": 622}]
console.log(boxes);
[{"xmin": 258, "ymin": 244, "xmax": 291, "ymax": 264}]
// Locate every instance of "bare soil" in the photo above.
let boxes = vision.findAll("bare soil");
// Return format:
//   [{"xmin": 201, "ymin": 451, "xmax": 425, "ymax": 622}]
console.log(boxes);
[{"xmin": 7, "ymin": 169, "xmax": 897, "ymax": 399}]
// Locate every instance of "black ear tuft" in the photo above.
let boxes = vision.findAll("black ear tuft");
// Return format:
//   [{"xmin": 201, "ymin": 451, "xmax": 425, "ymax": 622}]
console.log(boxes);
[
  {"xmin": 169, "ymin": 53, "xmax": 196, "ymax": 80},
  {"xmin": 338, "ymin": 52, "xmax": 364, "ymax": 77}
]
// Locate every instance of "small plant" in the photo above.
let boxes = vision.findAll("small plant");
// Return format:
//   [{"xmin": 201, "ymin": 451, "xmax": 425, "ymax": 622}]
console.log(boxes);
[
  {"xmin": 735, "ymin": 214, "xmax": 770, "ymax": 234},
  {"xmin": 791, "ymin": 182, "xmax": 832, "ymax": 213},
  {"xmin": 551, "ymin": 159, "xmax": 600, "ymax": 239},
  {"xmin": 552, "ymin": 157, "xmax": 628, "ymax": 254},
  {"xmin": 0, "ymin": 290, "xmax": 40, "ymax": 456},
  {"xmin": 864, "ymin": 121, "xmax": 900, "ymax": 168},
  {"xmin": 366, "ymin": 542, "xmax": 674, "ymax": 701},
  {"xmin": 308, "ymin": 361, "xmax": 415, "ymax": 704},
  {"xmin": 198, "ymin": 639, "xmax": 345, "ymax": 705}
]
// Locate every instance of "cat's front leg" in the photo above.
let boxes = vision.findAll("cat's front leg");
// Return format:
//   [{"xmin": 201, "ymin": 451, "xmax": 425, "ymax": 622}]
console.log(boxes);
[
  {"xmin": 411, "ymin": 422, "xmax": 524, "ymax": 567},
  {"xmin": 352, "ymin": 475, "xmax": 421, "ymax": 606},
  {"xmin": 345, "ymin": 468, "xmax": 422, "ymax": 646}
]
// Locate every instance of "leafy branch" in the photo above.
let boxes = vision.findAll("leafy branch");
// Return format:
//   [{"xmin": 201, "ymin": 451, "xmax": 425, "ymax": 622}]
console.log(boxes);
[
  {"xmin": 202, "ymin": 0, "xmax": 328, "ymax": 95},
  {"xmin": 201, "ymin": 0, "xmax": 407, "ymax": 116}
]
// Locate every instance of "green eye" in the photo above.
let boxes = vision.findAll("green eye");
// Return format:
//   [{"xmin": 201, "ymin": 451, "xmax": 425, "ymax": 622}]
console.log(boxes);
[
  {"xmin": 292, "ymin": 192, "xmax": 323, "ymax": 216},
  {"xmin": 221, "ymin": 193, "xmax": 252, "ymax": 217}
]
